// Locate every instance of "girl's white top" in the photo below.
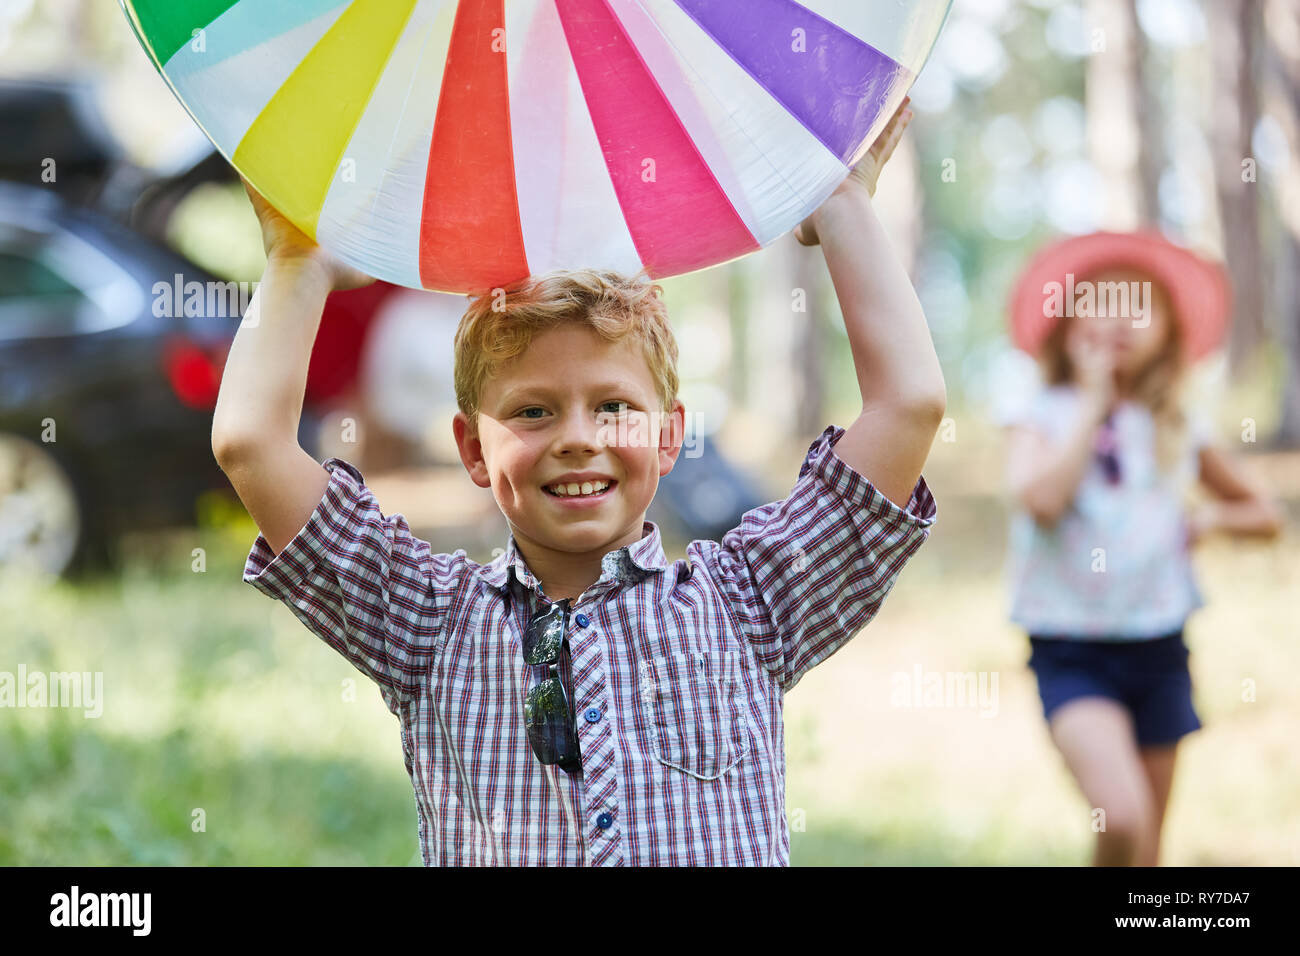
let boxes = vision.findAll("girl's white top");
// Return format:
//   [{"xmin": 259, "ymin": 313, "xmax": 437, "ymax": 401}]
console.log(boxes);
[{"xmin": 993, "ymin": 363, "xmax": 1210, "ymax": 640}]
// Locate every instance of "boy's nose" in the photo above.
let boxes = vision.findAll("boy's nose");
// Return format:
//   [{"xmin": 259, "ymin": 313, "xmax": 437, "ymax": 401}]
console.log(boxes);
[{"xmin": 553, "ymin": 410, "xmax": 603, "ymax": 456}]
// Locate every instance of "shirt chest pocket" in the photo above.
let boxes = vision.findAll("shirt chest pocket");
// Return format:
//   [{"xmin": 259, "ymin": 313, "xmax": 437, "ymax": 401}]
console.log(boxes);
[{"xmin": 639, "ymin": 651, "xmax": 752, "ymax": 780}]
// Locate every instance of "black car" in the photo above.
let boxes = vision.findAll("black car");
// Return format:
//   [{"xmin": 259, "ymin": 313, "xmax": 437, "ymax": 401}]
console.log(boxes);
[{"xmin": 0, "ymin": 182, "xmax": 242, "ymax": 575}]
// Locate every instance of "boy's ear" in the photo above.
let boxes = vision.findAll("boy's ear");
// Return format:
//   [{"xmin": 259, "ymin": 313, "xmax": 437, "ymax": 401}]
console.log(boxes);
[
  {"xmin": 657, "ymin": 401, "xmax": 687, "ymax": 477},
  {"xmin": 452, "ymin": 411, "xmax": 492, "ymax": 489}
]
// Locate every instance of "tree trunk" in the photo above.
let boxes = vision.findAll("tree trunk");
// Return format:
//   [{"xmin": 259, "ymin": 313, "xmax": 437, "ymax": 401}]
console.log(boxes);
[
  {"xmin": 741, "ymin": 239, "xmax": 799, "ymax": 448},
  {"xmin": 726, "ymin": 260, "xmax": 751, "ymax": 408},
  {"xmin": 791, "ymin": 243, "xmax": 825, "ymax": 437},
  {"xmin": 1265, "ymin": 0, "xmax": 1300, "ymax": 445},
  {"xmin": 1086, "ymin": 0, "xmax": 1158, "ymax": 227},
  {"xmin": 1210, "ymin": 0, "xmax": 1266, "ymax": 374}
]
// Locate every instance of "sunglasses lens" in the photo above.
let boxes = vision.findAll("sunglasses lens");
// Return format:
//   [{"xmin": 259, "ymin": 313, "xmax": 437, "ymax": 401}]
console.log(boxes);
[
  {"xmin": 523, "ymin": 600, "xmax": 568, "ymax": 666},
  {"xmin": 524, "ymin": 676, "xmax": 580, "ymax": 766}
]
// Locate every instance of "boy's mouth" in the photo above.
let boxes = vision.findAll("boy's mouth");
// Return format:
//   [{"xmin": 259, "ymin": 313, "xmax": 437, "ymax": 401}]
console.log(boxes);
[{"xmin": 543, "ymin": 478, "xmax": 614, "ymax": 499}]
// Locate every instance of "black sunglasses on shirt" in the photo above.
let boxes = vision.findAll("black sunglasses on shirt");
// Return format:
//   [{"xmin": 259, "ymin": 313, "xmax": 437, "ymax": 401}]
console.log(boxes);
[{"xmin": 522, "ymin": 598, "xmax": 583, "ymax": 774}]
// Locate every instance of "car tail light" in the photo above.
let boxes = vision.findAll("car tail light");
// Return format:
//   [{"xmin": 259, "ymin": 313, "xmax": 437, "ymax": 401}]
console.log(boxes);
[{"xmin": 163, "ymin": 337, "xmax": 225, "ymax": 409}]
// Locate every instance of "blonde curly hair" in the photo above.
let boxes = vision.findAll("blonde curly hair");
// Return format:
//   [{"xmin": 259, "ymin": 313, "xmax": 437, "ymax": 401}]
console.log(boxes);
[{"xmin": 453, "ymin": 267, "xmax": 679, "ymax": 424}]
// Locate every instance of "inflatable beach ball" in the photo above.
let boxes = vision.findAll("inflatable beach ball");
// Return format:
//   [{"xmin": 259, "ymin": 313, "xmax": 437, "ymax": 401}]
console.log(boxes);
[{"xmin": 121, "ymin": 0, "xmax": 953, "ymax": 293}]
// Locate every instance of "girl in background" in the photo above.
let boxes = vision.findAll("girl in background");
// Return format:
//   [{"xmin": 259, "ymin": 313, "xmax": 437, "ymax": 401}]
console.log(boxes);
[{"xmin": 999, "ymin": 232, "xmax": 1282, "ymax": 866}]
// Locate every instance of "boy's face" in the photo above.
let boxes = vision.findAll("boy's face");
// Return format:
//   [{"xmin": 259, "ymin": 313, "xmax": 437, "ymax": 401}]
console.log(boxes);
[{"xmin": 453, "ymin": 324, "xmax": 685, "ymax": 561}]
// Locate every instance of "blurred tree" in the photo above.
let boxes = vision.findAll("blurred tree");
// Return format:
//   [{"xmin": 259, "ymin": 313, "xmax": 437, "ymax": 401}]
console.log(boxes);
[
  {"xmin": 726, "ymin": 259, "xmax": 751, "ymax": 406},
  {"xmin": 1210, "ymin": 0, "xmax": 1266, "ymax": 374},
  {"xmin": 1086, "ymin": 0, "xmax": 1159, "ymax": 227},
  {"xmin": 792, "ymin": 241, "xmax": 826, "ymax": 436},
  {"xmin": 1265, "ymin": 0, "xmax": 1300, "ymax": 445}
]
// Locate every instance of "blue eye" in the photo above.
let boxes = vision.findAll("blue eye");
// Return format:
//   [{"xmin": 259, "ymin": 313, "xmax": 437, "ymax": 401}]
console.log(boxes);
[
  {"xmin": 600, "ymin": 401, "xmax": 629, "ymax": 415},
  {"xmin": 520, "ymin": 407, "xmax": 546, "ymax": 419}
]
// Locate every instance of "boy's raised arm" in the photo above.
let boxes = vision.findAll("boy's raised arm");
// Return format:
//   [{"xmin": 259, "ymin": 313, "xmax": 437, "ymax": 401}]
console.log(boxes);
[
  {"xmin": 211, "ymin": 183, "xmax": 374, "ymax": 555},
  {"xmin": 796, "ymin": 100, "xmax": 947, "ymax": 508}
]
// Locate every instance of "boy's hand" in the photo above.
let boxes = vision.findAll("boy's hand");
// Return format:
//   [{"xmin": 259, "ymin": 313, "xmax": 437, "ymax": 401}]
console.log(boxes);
[
  {"xmin": 795, "ymin": 97, "xmax": 913, "ymax": 247},
  {"xmin": 242, "ymin": 178, "xmax": 375, "ymax": 291}
]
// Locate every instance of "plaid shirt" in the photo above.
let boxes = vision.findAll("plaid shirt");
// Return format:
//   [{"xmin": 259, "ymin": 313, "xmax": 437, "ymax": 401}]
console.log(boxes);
[{"xmin": 243, "ymin": 425, "xmax": 936, "ymax": 865}]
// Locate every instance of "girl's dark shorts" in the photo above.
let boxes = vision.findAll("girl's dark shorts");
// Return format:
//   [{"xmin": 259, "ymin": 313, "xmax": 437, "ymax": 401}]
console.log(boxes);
[{"xmin": 1026, "ymin": 630, "xmax": 1201, "ymax": 747}]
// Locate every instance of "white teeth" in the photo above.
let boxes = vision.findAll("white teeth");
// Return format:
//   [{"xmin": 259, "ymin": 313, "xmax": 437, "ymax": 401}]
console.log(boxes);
[{"xmin": 547, "ymin": 480, "xmax": 611, "ymax": 497}]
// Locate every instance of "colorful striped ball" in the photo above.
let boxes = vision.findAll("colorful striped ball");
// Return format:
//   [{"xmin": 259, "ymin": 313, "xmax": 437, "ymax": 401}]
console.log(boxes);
[{"xmin": 122, "ymin": 0, "xmax": 953, "ymax": 293}]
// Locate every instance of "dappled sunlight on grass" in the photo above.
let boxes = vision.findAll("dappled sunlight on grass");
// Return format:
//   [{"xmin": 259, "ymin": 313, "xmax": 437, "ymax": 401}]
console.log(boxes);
[
  {"xmin": 2, "ymin": 715, "xmax": 417, "ymax": 865},
  {"xmin": 3, "ymin": 498, "xmax": 1295, "ymax": 865},
  {"xmin": 785, "ymin": 482, "xmax": 1300, "ymax": 865},
  {"xmin": 1, "ymin": 531, "xmax": 416, "ymax": 865}
]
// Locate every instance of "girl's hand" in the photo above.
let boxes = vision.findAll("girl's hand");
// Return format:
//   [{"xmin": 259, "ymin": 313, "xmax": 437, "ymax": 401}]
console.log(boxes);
[
  {"xmin": 795, "ymin": 97, "xmax": 913, "ymax": 246},
  {"xmin": 1066, "ymin": 321, "xmax": 1117, "ymax": 414},
  {"xmin": 1193, "ymin": 445, "xmax": 1286, "ymax": 539},
  {"xmin": 242, "ymin": 178, "xmax": 375, "ymax": 291},
  {"xmin": 1184, "ymin": 503, "xmax": 1221, "ymax": 546}
]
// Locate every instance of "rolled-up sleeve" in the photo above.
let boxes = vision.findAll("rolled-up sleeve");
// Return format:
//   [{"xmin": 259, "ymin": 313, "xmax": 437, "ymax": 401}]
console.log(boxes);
[
  {"xmin": 243, "ymin": 457, "xmax": 457, "ymax": 712},
  {"xmin": 707, "ymin": 426, "xmax": 937, "ymax": 693}
]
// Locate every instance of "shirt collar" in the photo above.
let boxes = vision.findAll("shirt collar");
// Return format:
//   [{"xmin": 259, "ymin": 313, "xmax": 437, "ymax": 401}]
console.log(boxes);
[{"xmin": 478, "ymin": 521, "xmax": 669, "ymax": 595}]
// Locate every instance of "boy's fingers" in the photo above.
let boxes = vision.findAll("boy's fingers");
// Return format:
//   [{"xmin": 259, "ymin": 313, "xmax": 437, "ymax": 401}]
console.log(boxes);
[
  {"xmin": 871, "ymin": 104, "xmax": 911, "ymax": 154},
  {"xmin": 241, "ymin": 177, "xmax": 273, "ymax": 218},
  {"xmin": 872, "ymin": 122, "xmax": 906, "ymax": 164}
]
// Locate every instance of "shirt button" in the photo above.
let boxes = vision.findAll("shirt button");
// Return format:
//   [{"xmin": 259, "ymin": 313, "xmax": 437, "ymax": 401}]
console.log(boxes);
[
  {"xmin": 584, "ymin": 706, "xmax": 601, "ymax": 723},
  {"xmin": 575, "ymin": 613, "xmax": 591, "ymax": 628},
  {"xmin": 596, "ymin": 812, "xmax": 613, "ymax": 830}
]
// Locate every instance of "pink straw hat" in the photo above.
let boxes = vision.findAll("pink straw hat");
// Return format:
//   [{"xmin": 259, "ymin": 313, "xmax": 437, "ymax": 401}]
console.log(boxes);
[{"xmin": 1008, "ymin": 231, "xmax": 1231, "ymax": 362}]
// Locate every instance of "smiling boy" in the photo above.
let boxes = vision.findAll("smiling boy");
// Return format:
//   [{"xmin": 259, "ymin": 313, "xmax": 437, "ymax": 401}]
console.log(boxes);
[
  {"xmin": 449, "ymin": 287, "xmax": 683, "ymax": 600},
  {"xmin": 212, "ymin": 101, "xmax": 944, "ymax": 865}
]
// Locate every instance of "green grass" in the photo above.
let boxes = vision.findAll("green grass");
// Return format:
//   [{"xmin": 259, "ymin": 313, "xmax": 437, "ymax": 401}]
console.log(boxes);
[
  {"xmin": 3, "ymin": 483, "xmax": 1297, "ymax": 865},
  {"xmin": 2, "ymin": 716, "xmax": 416, "ymax": 865},
  {"xmin": 1, "ymin": 531, "xmax": 419, "ymax": 865}
]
